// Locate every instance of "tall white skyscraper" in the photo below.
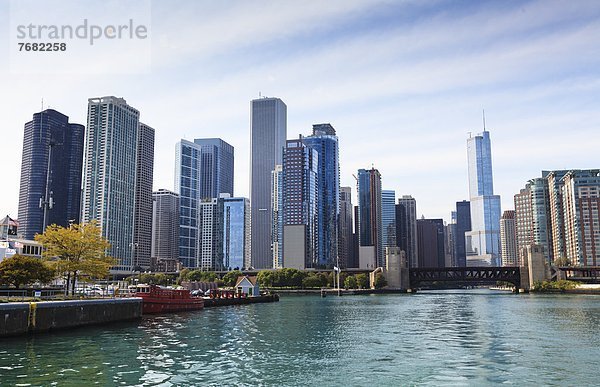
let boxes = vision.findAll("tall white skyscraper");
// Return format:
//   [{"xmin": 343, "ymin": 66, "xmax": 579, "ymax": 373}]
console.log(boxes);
[
  {"xmin": 250, "ymin": 97, "xmax": 287, "ymax": 269},
  {"xmin": 382, "ymin": 189, "xmax": 396, "ymax": 249},
  {"xmin": 465, "ymin": 129, "xmax": 501, "ymax": 266},
  {"xmin": 81, "ymin": 96, "xmax": 154, "ymax": 273}
]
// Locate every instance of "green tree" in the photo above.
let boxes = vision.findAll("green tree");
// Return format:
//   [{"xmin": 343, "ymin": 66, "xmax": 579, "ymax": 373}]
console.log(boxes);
[
  {"xmin": 356, "ymin": 273, "xmax": 369, "ymax": 289},
  {"xmin": 373, "ymin": 273, "xmax": 387, "ymax": 289},
  {"xmin": 35, "ymin": 222, "xmax": 116, "ymax": 295},
  {"xmin": 0, "ymin": 254, "xmax": 55, "ymax": 289},
  {"xmin": 176, "ymin": 268, "xmax": 190, "ymax": 284},
  {"xmin": 344, "ymin": 275, "xmax": 357, "ymax": 289},
  {"xmin": 257, "ymin": 270, "xmax": 274, "ymax": 288},
  {"xmin": 222, "ymin": 270, "xmax": 243, "ymax": 287}
]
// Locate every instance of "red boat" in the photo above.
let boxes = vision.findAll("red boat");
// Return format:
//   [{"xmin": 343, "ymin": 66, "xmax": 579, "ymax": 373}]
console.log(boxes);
[{"xmin": 132, "ymin": 284, "xmax": 204, "ymax": 314}]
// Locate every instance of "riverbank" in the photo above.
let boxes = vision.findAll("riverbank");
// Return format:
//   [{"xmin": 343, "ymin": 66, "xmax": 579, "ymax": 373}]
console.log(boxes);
[{"xmin": 0, "ymin": 298, "xmax": 142, "ymax": 337}]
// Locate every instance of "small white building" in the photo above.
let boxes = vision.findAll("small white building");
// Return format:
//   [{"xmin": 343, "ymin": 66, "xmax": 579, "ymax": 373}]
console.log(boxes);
[{"xmin": 235, "ymin": 275, "xmax": 260, "ymax": 296}]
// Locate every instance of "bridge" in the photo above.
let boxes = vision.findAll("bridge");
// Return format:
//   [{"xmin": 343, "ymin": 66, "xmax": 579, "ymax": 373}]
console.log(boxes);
[{"xmin": 408, "ymin": 266, "xmax": 522, "ymax": 290}]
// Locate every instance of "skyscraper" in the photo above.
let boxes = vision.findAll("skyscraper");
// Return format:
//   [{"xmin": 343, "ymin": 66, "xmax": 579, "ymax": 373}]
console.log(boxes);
[
  {"xmin": 381, "ymin": 190, "xmax": 396, "ymax": 249},
  {"xmin": 357, "ymin": 168, "xmax": 383, "ymax": 268},
  {"xmin": 174, "ymin": 137, "xmax": 234, "ymax": 268},
  {"xmin": 338, "ymin": 186, "xmax": 354, "ymax": 269},
  {"xmin": 132, "ymin": 123, "xmax": 155, "ymax": 270},
  {"xmin": 198, "ymin": 198, "xmax": 220, "ymax": 270},
  {"xmin": 396, "ymin": 195, "xmax": 418, "ymax": 268},
  {"xmin": 18, "ymin": 109, "xmax": 84, "ymax": 239},
  {"xmin": 561, "ymin": 170, "xmax": 600, "ymax": 266},
  {"xmin": 151, "ymin": 189, "xmax": 180, "ymax": 271},
  {"xmin": 271, "ymin": 165, "xmax": 283, "ymax": 269},
  {"xmin": 417, "ymin": 218, "xmax": 445, "ymax": 268},
  {"xmin": 250, "ymin": 97, "xmax": 287, "ymax": 269},
  {"xmin": 454, "ymin": 200, "xmax": 471, "ymax": 267},
  {"xmin": 547, "ymin": 170, "xmax": 570, "ymax": 263},
  {"xmin": 220, "ymin": 196, "xmax": 251, "ymax": 270},
  {"xmin": 500, "ymin": 210, "xmax": 517, "ymax": 266},
  {"xmin": 193, "ymin": 138, "xmax": 234, "ymax": 199},
  {"xmin": 175, "ymin": 139, "xmax": 201, "ymax": 268},
  {"xmin": 303, "ymin": 123, "xmax": 340, "ymax": 268},
  {"xmin": 282, "ymin": 140, "xmax": 318, "ymax": 269},
  {"xmin": 81, "ymin": 97, "xmax": 152, "ymax": 273},
  {"xmin": 465, "ymin": 130, "xmax": 501, "ymax": 266}
]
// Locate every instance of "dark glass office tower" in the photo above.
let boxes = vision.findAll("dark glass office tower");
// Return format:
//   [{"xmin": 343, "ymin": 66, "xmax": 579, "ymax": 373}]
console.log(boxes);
[
  {"xmin": 357, "ymin": 168, "xmax": 382, "ymax": 268},
  {"xmin": 250, "ymin": 97, "xmax": 287, "ymax": 269},
  {"xmin": 18, "ymin": 109, "xmax": 84, "ymax": 240},
  {"xmin": 193, "ymin": 138, "xmax": 234, "ymax": 200},
  {"xmin": 395, "ymin": 195, "xmax": 418, "ymax": 268},
  {"xmin": 303, "ymin": 123, "xmax": 339, "ymax": 268},
  {"xmin": 454, "ymin": 200, "xmax": 471, "ymax": 267}
]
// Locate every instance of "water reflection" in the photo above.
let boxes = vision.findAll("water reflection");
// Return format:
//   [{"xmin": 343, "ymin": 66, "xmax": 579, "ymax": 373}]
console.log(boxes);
[{"xmin": 1, "ymin": 291, "xmax": 599, "ymax": 386}]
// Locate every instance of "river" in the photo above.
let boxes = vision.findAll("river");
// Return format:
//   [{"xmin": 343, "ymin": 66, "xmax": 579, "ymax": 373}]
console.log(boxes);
[{"xmin": 1, "ymin": 290, "xmax": 599, "ymax": 386}]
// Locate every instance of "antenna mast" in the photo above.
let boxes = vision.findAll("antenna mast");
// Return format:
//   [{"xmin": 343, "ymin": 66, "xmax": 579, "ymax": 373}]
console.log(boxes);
[{"xmin": 482, "ymin": 109, "xmax": 486, "ymax": 131}]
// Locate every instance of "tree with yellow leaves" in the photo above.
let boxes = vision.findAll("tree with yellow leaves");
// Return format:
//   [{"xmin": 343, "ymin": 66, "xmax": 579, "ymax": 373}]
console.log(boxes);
[{"xmin": 35, "ymin": 222, "xmax": 116, "ymax": 295}]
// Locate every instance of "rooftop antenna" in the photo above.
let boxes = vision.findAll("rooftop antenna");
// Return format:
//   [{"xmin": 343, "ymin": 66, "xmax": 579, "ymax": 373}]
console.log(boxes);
[
  {"xmin": 482, "ymin": 109, "xmax": 487, "ymax": 132},
  {"xmin": 259, "ymin": 91, "xmax": 261, "ymax": 98}
]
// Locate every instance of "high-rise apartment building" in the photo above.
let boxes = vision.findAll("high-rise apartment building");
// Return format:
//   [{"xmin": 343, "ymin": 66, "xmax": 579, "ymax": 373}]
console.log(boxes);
[
  {"xmin": 500, "ymin": 210, "xmax": 517, "ymax": 266},
  {"xmin": 561, "ymin": 170, "xmax": 600, "ymax": 266},
  {"xmin": 357, "ymin": 168, "xmax": 383, "ymax": 267},
  {"xmin": 132, "ymin": 123, "xmax": 155, "ymax": 270},
  {"xmin": 454, "ymin": 200, "xmax": 471, "ymax": 267},
  {"xmin": 303, "ymin": 123, "xmax": 340, "ymax": 268},
  {"xmin": 271, "ymin": 165, "xmax": 283, "ymax": 269},
  {"xmin": 465, "ymin": 130, "xmax": 501, "ymax": 266},
  {"xmin": 396, "ymin": 195, "xmax": 418, "ymax": 268},
  {"xmin": 81, "ymin": 97, "xmax": 153, "ymax": 273},
  {"xmin": 547, "ymin": 170, "xmax": 570, "ymax": 262},
  {"xmin": 282, "ymin": 140, "xmax": 318, "ymax": 269},
  {"xmin": 338, "ymin": 186, "xmax": 354, "ymax": 269},
  {"xmin": 220, "ymin": 196, "xmax": 251, "ymax": 270},
  {"xmin": 198, "ymin": 198, "xmax": 220, "ymax": 270},
  {"xmin": 174, "ymin": 138, "xmax": 234, "ymax": 268},
  {"xmin": 514, "ymin": 186, "xmax": 533, "ymax": 265},
  {"xmin": 151, "ymin": 189, "xmax": 180, "ymax": 271},
  {"xmin": 175, "ymin": 139, "xmax": 201, "ymax": 268},
  {"xmin": 382, "ymin": 190, "xmax": 396, "ymax": 249},
  {"xmin": 250, "ymin": 97, "xmax": 287, "ymax": 269},
  {"xmin": 193, "ymin": 138, "xmax": 234, "ymax": 199},
  {"xmin": 18, "ymin": 109, "xmax": 84, "ymax": 239}
]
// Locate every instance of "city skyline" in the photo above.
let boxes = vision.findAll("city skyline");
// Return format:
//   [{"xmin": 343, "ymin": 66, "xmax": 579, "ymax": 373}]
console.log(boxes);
[{"xmin": 1, "ymin": 1, "xmax": 600, "ymax": 223}]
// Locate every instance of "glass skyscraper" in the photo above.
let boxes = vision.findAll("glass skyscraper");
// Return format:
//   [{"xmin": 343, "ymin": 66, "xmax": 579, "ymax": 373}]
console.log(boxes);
[
  {"xmin": 81, "ymin": 97, "xmax": 153, "ymax": 273},
  {"xmin": 454, "ymin": 200, "xmax": 471, "ymax": 267},
  {"xmin": 193, "ymin": 138, "xmax": 234, "ymax": 200},
  {"xmin": 465, "ymin": 130, "xmax": 501, "ymax": 266},
  {"xmin": 271, "ymin": 165, "xmax": 283, "ymax": 269},
  {"xmin": 381, "ymin": 189, "xmax": 396, "ymax": 249},
  {"xmin": 357, "ymin": 168, "xmax": 383, "ymax": 268},
  {"xmin": 250, "ymin": 97, "xmax": 287, "ymax": 269},
  {"xmin": 302, "ymin": 124, "xmax": 339, "ymax": 268},
  {"xmin": 396, "ymin": 195, "xmax": 418, "ymax": 268},
  {"xmin": 175, "ymin": 138, "xmax": 234, "ymax": 268},
  {"xmin": 282, "ymin": 140, "xmax": 318, "ymax": 269},
  {"xmin": 220, "ymin": 196, "xmax": 250, "ymax": 270},
  {"xmin": 18, "ymin": 109, "xmax": 84, "ymax": 240}
]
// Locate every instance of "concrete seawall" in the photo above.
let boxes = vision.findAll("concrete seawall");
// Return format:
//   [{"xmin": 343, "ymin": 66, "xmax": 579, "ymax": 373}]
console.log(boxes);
[{"xmin": 0, "ymin": 298, "xmax": 143, "ymax": 337}]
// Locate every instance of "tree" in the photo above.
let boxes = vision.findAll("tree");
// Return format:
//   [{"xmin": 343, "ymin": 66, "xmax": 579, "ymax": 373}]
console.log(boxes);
[
  {"xmin": 0, "ymin": 254, "xmax": 55, "ymax": 289},
  {"xmin": 373, "ymin": 273, "xmax": 387, "ymax": 289},
  {"xmin": 222, "ymin": 270, "xmax": 243, "ymax": 287},
  {"xmin": 35, "ymin": 222, "xmax": 116, "ymax": 295},
  {"xmin": 344, "ymin": 275, "xmax": 357, "ymax": 289},
  {"xmin": 356, "ymin": 273, "xmax": 369, "ymax": 289},
  {"xmin": 257, "ymin": 270, "xmax": 274, "ymax": 288}
]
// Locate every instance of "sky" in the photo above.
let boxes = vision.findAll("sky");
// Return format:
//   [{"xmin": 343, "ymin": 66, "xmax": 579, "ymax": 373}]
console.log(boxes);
[{"xmin": 0, "ymin": 0, "xmax": 599, "ymax": 222}]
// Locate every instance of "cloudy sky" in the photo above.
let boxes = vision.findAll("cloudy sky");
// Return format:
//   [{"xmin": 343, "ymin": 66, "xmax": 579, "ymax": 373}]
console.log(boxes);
[{"xmin": 0, "ymin": 0, "xmax": 599, "ymax": 222}]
